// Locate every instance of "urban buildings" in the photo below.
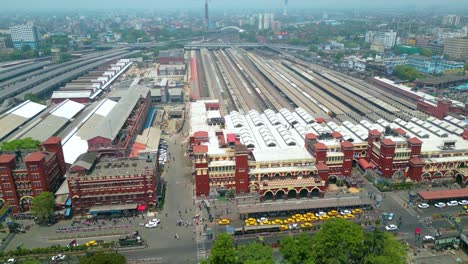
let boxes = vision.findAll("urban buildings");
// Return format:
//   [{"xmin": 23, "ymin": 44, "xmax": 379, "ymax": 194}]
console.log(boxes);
[
  {"xmin": 189, "ymin": 100, "xmax": 468, "ymax": 200},
  {"xmin": 258, "ymin": 14, "xmax": 275, "ymax": 30},
  {"xmin": 406, "ymin": 55, "xmax": 464, "ymax": 74},
  {"xmin": 9, "ymin": 24, "xmax": 39, "ymax": 49},
  {"xmin": 366, "ymin": 30, "xmax": 398, "ymax": 49},
  {"xmin": 62, "ymin": 85, "xmax": 152, "ymax": 165},
  {"xmin": 67, "ymin": 155, "xmax": 158, "ymax": 215},
  {"xmin": 0, "ymin": 137, "xmax": 66, "ymax": 213},
  {"xmin": 444, "ymin": 38, "xmax": 468, "ymax": 60},
  {"xmin": 442, "ymin": 15, "xmax": 461, "ymax": 26}
]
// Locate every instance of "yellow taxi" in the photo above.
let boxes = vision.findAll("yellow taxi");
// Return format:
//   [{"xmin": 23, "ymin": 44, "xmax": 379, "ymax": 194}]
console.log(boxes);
[
  {"xmin": 327, "ymin": 210, "xmax": 339, "ymax": 216},
  {"xmin": 308, "ymin": 216, "xmax": 319, "ymax": 222},
  {"xmin": 319, "ymin": 215, "xmax": 330, "ymax": 221},
  {"xmin": 260, "ymin": 220, "xmax": 271, "ymax": 225},
  {"xmin": 344, "ymin": 214, "xmax": 355, "ymax": 219},
  {"xmin": 306, "ymin": 212, "xmax": 315, "ymax": 217},
  {"xmin": 85, "ymin": 240, "xmax": 97, "ymax": 247},
  {"xmin": 218, "ymin": 218, "xmax": 231, "ymax": 225},
  {"xmin": 352, "ymin": 209, "xmax": 363, "ymax": 214},
  {"xmin": 300, "ymin": 222, "xmax": 313, "ymax": 230},
  {"xmin": 335, "ymin": 215, "xmax": 344, "ymax": 219},
  {"xmin": 280, "ymin": 225, "xmax": 288, "ymax": 231},
  {"xmin": 273, "ymin": 219, "xmax": 283, "ymax": 225},
  {"xmin": 285, "ymin": 218, "xmax": 295, "ymax": 224}
]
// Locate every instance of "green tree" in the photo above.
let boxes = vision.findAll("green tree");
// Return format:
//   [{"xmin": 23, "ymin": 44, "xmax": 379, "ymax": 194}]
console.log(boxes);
[
  {"xmin": 31, "ymin": 192, "xmax": 55, "ymax": 223},
  {"xmin": 79, "ymin": 251, "xmax": 126, "ymax": 264},
  {"xmin": 308, "ymin": 45, "xmax": 319, "ymax": 52},
  {"xmin": 237, "ymin": 242, "xmax": 274, "ymax": 264},
  {"xmin": 22, "ymin": 260, "xmax": 41, "ymax": 264},
  {"xmin": 363, "ymin": 230, "xmax": 407, "ymax": 264},
  {"xmin": 280, "ymin": 233, "xmax": 314, "ymax": 264},
  {"xmin": 205, "ymin": 233, "xmax": 237, "ymax": 264},
  {"xmin": 310, "ymin": 218, "xmax": 365, "ymax": 264},
  {"xmin": 419, "ymin": 48, "xmax": 433, "ymax": 57},
  {"xmin": 393, "ymin": 65, "xmax": 421, "ymax": 82},
  {"xmin": 24, "ymin": 93, "xmax": 43, "ymax": 104},
  {"xmin": 0, "ymin": 138, "xmax": 41, "ymax": 151}
]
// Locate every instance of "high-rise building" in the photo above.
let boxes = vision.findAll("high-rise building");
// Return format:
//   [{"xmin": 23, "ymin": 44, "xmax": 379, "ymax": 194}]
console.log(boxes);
[
  {"xmin": 443, "ymin": 38, "xmax": 468, "ymax": 60},
  {"xmin": 9, "ymin": 24, "xmax": 39, "ymax": 49},
  {"xmin": 258, "ymin": 13, "xmax": 274, "ymax": 30},
  {"xmin": 442, "ymin": 15, "xmax": 460, "ymax": 26},
  {"xmin": 367, "ymin": 30, "xmax": 397, "ymax": 49},
  {"xmin": 283, "ymin": 0, "xmax": 288, "ymax": 16}
]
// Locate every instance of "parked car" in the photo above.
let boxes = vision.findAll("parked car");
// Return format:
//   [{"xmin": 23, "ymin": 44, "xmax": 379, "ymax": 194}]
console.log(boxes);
[
  {"xmin": 434, "ymin": 202, "xmax": 446, "ymax": 208},
  {"xmin": 385, "ymin": 224, "xmax": 398, "ymax": 231},
  {"xmin": 315, "ymin": 211, "xmax": 326, "ymax": 217},
  {"xmin": 149, "ymin": 218, "xmax": 161, "ymax": 225},
  {"xmin": 51, "ymin": 254, "xmax": 66, "ymax": 262},
  {"xmin": 6, "ymin": 259, "xmax": 16, "ymax": 264},
  {"xmin": 458, "ymin": 200, "xmax": 468, "ymax": 206},
  {"xmin": 418, "ymin": 203, "xmax": 429, "ymax": 209},
  {"xmin": 388, "ymin": 213, "xmax": 394, "ymax": 221},
  {"xmin": 447, "ymin": 201, "xmax": 458, "ymax": 207},
  {"xmin": 423, "ymin": 235, "xmax": 435, "ymax": 242},
  {"xmin": 288, "ymin": 223, "xmax": 299, "ymax": 230},
  {"xmin": 340, "ymin": 209, "xmax": 351, "ymax": 215},
  {"xmin": 145, "ymin": 222, "xmax": 158, "ymax": 228}
]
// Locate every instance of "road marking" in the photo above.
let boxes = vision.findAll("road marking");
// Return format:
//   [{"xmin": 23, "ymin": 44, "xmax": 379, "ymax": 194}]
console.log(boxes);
[
  {"xmin": 389, "ymin": 194, "xmax": 418, "ymax": 217},
  {"xmin": 196, "ymin": 205, "xmax": 207, "ymax": 262}
]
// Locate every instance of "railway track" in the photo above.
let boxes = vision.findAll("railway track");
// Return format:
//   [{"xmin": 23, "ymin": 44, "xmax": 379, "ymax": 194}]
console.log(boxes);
[{"xmin": 226, "ymin": 48, "xmax": 292, "ymax": 111}]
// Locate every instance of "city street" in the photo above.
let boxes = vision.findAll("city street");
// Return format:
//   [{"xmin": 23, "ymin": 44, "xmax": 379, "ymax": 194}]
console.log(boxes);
[{"xmin": 123, "ymin": 133, "xmax": 198, "ymax": 264}]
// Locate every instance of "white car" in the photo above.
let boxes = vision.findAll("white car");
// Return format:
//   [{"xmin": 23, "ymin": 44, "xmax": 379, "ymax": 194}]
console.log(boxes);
[
  {"xmin": 434, "ymin": 202, "xmax": 446, "ymax": 208},
  {"xmin": 340, "ymin": 209, "xmax": 351, "ymax": 215},
  {"xmin": 6, "ymin": 259, "xmax": 16, "ymax": 264},
  {"xmin": 315, "ymin": 211, "xmax": 326, "ymax": 217},
  {"xmin": 149, "ymin": 218, "xmax": 161, "ymax": 225},
  {"xmin": 145, "ymin": 222, "xmax": 158, "ymax": 228},
  {"xmin": 418, "ymin": 203, "xmax": 429, "ymax": 209},
  {"xmin": 447, "ymin": 201, "xmax": 459, "ymax": 207},
  {"xmin": 385, "ymin": 224, "xmax": 398, "ymax": 231},
  {"xmin": 257, "ymin": 217, "xmax": 268, "ymax": 223},
  {"xmin": 459, "ymin": 200, "xmax": 468, "ymax": 206},
  {"xmin": 423, "ymin": 235, "xmax": 435, "ymax": 242},
  {"xmin": 288, "ymin": 223, "xmax": 299, "ymax": 230},
  {"xmin": 52, "ymin": 254, "xmax": 66, "ymax": 262}
]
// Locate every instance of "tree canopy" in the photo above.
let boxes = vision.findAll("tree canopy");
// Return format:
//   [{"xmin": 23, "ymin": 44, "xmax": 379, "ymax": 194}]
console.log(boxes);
[
  {"xmin": 310, "ymin": 218, "xmax": 365, "ymax": 263},
  {"xmin": 393, "ymin": 65, "xmax": 421, "ymax": 82},
  {"xmin": 237, "ymin": 242, "xmax": 274, "ymax": 264},
  {"xmin": 280, "ymin": 233, "xmax": 314, "ymax": 264},
  {"xmin": 0, "ymin": 137, "xmax": 41, "ymax": 151},
  {"xmin": 205, "ymin": 233, "xmax": 274, "ymax": 264},
  {"xmin": 79, "ymin": 252, "xmax": 126, "ymax": 264},
  {"xmin": 31, "ymin": 192, "xmax": 55, "ymax": 223},
  {"xmin": 419, "ymin": 48, "xmax": 433, "ymax": 57}
]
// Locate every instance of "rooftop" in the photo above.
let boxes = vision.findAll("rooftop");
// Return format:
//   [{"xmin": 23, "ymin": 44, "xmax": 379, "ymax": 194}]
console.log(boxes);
[
  {"xmin": 418, "ymin": 189, "xmax": 468, "ymax": 200},
  {"xmin": 0, "ymin": 100, "xmax": 47, "ymax": 141},
  {"xmin": 71, "ymin": 157, "xmax": 155, "ymax": 179}
]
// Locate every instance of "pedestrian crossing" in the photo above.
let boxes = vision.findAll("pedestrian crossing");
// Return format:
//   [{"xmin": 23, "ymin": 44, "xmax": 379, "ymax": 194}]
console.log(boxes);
[
  {"xmin": 196, "ymin": 206, "xmax": 207, "ymax": 262},
  {"xmin": 389, "ymin": 193, "xmax": 418, "ymax": 217}
]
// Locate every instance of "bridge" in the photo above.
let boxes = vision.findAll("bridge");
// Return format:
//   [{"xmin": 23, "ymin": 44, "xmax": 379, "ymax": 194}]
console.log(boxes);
[
  {"xmin": 220, "ymin": 26, "xmax": 245, "ymax": 32},
  {"xmin": 184, "ymin": 42, "xmax": 308, "ymax": 51}
]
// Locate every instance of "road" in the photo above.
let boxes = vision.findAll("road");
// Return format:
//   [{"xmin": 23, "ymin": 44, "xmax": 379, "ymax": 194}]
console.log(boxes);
[{"xmin": 123, "ymin": 133, "xmax": 199, "ymax": 264}]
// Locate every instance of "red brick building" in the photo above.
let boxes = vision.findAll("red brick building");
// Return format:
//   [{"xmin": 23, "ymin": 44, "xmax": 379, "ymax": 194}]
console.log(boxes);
[
  {"xmin": 0, "ymin": 137, "xmax": 66, "ymax": 213},
  {"xmin": 67, "ymin": 156, "xmax": 158, "ymax": 215},
  {"xmin": 86, "ymin": 90, "xmax": 151, "ymax": 158}
]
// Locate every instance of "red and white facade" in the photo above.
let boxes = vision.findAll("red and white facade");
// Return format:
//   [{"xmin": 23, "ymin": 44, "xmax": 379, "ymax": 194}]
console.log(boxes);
[{"xmin": 189, "ymin": 101, "xmax": 468, "ymax": 201}]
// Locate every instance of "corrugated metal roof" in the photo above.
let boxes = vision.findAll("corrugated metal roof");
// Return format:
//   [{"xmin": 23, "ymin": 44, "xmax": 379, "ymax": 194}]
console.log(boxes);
[
  {"xmin": 20, "ymin": 115, "xmax": 68, "ymax": 141},
  {"xmin": 90, "ymin": 86, "xmax": 146, "ymax": 140},
  {"xmin": 51, "ymin": 90, "xmax": 91, "ymax": 99},
  {"xmin": 50, "ymin": 100, "xmax": 85, "ymax": 119}
]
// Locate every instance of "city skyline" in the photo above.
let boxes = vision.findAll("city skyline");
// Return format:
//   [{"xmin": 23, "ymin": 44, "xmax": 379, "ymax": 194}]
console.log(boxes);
[{"xmin": 1, "ymin": 0, "xmax": 468, "ymax": 10}]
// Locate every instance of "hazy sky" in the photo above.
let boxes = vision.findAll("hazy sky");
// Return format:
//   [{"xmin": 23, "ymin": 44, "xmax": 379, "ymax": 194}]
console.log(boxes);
[{"xmin": 2, "ymin": 0, "xmax": 467, "ymax": 10}]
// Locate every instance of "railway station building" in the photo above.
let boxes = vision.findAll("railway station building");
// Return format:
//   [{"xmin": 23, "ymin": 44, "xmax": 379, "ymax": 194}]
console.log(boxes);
[
  {"xmin": 0, "ymin": 137, "xmax": 67, "ymax": 213},
  {"xmin": 188, "ymin": 100, "xmax": 468, "ymax": 200}
]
